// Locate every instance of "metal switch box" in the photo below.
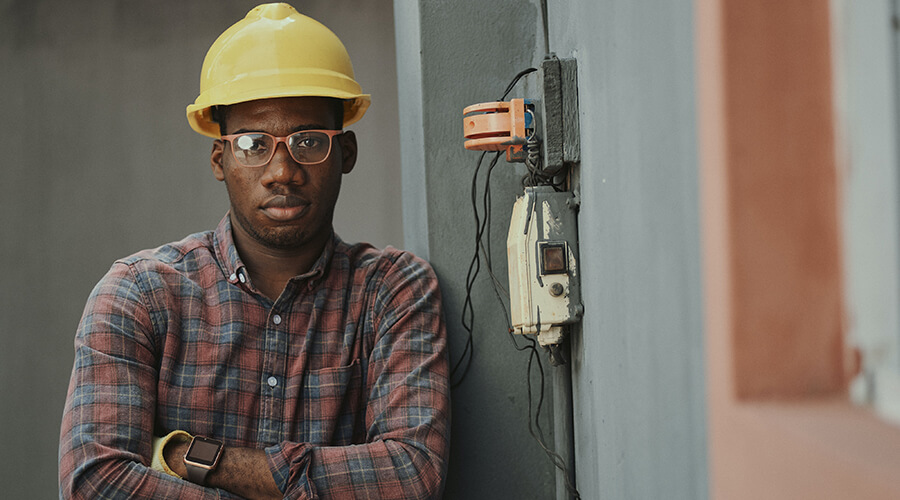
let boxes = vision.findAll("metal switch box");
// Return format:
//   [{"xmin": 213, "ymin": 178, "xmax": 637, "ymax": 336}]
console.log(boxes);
[{"xmin": 507, "ymin": 186, "xmax": 583, "ymax": 348}]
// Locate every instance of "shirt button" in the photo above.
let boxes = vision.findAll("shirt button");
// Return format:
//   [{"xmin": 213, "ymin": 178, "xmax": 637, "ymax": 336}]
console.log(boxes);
[
  {"xmin": 267, "ymin": 376, "xmax": 278, "ymax": 388},
  {"xmin": 238, "ymin": 272, "xmax": 247, "ymax": 283},
  {"xmin": 272, "ymin": 314, "xmax": 282, "ymax": 325},
  {"xmin": 229, "ymin": 273, "xmax": 237, "ymax": 281}
]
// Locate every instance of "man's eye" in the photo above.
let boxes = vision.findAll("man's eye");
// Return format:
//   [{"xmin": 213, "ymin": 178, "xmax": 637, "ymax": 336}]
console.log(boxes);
[
  {"xmin": 236, "ymin": 135, "xmax": 268, "ymax": 153},
  {"xmin": 296, "ymin": 137, "xmax": 322, "ymax": 149}
]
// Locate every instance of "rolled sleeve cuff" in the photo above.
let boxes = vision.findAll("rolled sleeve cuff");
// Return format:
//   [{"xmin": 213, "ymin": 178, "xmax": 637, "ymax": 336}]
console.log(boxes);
[
  {"xmin": 151, "ymin": 429, "xmax": 193, "ymax": 478},
  {"xmin": 265, "ymin": 442, "xmax": 316, "ymax": 498}
]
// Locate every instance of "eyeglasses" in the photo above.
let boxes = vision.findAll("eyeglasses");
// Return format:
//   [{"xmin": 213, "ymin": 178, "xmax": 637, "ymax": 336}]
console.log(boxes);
[{"xmin": 221, "ymin": 129, "xmax": 343, "ymax": 167}]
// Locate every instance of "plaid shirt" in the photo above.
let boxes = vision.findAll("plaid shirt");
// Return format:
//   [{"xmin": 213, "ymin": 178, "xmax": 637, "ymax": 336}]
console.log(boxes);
[{"xmin": 59, "ymin": 215, "xmax": 449, "ymax": 499}]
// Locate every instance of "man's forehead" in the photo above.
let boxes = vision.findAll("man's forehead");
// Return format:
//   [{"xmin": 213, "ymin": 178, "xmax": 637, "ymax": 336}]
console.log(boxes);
[{"xmin": 227, "ymin": 97, "xmax": 340, "ymax": 128}]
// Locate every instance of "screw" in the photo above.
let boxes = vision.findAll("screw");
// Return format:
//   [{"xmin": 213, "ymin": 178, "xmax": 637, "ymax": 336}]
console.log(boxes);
[{"xmin": 549, "ymin": 283, "xmax": 565, "ymax": 297}]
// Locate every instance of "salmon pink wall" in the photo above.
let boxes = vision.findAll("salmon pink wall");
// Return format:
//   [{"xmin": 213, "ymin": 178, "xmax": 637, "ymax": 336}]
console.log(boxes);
[{"xmin": 697, "ymin": 0, "xmax": 900, "ymax": 497}]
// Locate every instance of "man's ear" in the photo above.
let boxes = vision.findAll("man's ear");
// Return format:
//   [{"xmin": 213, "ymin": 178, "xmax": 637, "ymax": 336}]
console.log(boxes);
[
  {"xmin": 338, "ymin": 131, "xmax": 358, "ymax": 174},
  {"xmin": 211, "ymin": 139, "xmax": 226, "ymax": 181}
]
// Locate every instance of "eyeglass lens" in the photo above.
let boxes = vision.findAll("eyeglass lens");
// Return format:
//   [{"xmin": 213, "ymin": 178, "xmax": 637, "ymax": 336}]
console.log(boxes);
[{"xmin": 231, "ymin": 131, "xmax": 332, "ymax": 166}]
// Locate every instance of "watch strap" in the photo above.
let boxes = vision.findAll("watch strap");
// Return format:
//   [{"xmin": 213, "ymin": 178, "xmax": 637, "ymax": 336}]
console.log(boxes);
[{"xmin": 185, "ymin": 462, "xmax": 213, "ymax": 485}]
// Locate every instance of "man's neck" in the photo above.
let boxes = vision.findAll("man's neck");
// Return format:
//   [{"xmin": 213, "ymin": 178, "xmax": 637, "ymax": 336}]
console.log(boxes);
[{"xmin": 230, "ymin": 219, "xmax": 329, "ymax": 301}]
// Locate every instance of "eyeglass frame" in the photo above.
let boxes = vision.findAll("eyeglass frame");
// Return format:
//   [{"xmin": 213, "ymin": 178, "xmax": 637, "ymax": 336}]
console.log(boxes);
[{"xmin": 220, "ymin": 129, "xmax": 344, "ymax": 167}]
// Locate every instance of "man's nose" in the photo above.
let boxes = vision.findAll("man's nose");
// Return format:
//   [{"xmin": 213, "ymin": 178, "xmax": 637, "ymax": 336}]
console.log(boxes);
[{"xmin": 262, "ymin": 142, "xmax": 306, "ymax": 186}]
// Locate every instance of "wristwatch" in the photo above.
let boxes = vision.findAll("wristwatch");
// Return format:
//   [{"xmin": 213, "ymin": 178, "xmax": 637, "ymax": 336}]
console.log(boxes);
[{"xmin": 183, "ymin": 436, "xmax": 224, "ymax": 485}]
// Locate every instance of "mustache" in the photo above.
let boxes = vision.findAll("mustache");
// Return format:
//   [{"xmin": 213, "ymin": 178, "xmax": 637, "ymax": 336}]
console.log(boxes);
[{"xmin": 262, "ymin": 194, "xmax": 308, "ymax": 208}]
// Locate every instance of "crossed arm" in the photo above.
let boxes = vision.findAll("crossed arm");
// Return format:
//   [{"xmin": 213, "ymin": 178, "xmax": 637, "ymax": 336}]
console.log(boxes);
[{"xmin": 59, "ymin": 257, "xmax": 449, "ymax": 499}]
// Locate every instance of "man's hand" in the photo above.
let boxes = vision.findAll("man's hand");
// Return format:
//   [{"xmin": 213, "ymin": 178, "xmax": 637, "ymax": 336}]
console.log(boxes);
[{"xmin": 162, "ymin": 438, "xmax": 282, "ymax": 500}]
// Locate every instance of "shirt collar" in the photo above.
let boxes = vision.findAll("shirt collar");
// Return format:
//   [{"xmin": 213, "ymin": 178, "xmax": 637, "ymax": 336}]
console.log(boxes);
[
  {"xmin": 298, "ymin": 230, "xmax": 338, "ymax": 289},
  {"xmin": 214, "ymin": 213, "xmax": 247, "ymax": 285}
]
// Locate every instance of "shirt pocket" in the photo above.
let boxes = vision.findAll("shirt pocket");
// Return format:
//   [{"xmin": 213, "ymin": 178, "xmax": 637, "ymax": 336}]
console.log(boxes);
[{"xmin": 300, "ymin": 359, "xmax": 365, "ymax": 445}]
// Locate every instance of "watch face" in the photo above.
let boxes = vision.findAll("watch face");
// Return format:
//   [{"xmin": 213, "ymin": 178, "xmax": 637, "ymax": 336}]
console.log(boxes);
[{"xmin": 186, "ymin": 437, "xmax": 223, "ymax": 467}]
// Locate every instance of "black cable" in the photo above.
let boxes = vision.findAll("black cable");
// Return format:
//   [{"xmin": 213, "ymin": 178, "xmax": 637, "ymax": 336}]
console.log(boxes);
[
  {"xmin": 500, "ymin": 68, "xmax": 537, "ymax": 100},
  {"xmin": 479, "ymin": 152, "xmax": 510, "ymax": 299},
  {"xmin": 450, "ymin": 151, "xmax": 488, "ymax": 387},
  {"xmin": 451, "ymin": 150, "xmax": 504, "ymax": 389},
  {"xmin": 540, "ymin": 0, "xmax": 550, "ymax": 55}
]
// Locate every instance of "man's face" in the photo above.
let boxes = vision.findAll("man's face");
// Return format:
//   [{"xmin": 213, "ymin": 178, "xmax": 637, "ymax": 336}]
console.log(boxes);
[{"xmin": 210, "ymin": 97, "xmax": 357, "ymax": 252}]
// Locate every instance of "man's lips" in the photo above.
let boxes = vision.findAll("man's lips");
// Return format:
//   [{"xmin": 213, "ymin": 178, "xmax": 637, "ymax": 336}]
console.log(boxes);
[{"xmin": 261, "ymin": 195, "xmax": 309, "ymax": 221}]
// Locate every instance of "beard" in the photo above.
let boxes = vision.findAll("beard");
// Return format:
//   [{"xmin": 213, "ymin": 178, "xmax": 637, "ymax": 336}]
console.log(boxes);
[{"xmin": 231, "ymin": 206, "xmax": 315, "ymax": 250}]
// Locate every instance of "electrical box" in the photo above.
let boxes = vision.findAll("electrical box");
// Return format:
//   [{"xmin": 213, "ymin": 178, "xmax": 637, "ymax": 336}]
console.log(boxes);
[
  {"xmin": 507, "ymin": 186, "xmax": 582, "ymax": 349},
  {"xmin": 460, "ymin": 55, "xmax": 582, "ymax": 362}
]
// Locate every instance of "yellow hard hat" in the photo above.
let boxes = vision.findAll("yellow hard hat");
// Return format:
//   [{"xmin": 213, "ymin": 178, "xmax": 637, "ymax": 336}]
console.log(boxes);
[{"xmin": 186, "ymin": 3, "xmax": 370, "ymax": 138}]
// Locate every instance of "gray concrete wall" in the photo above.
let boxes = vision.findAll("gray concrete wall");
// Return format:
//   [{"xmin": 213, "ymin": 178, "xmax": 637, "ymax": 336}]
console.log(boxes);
[
  {"xmin": 397, "ymin": 0, "xmax": 707, "ymax": 498},
  {"xmin": 0, "ymin": 1, "xmax": 401, "ymax": 497},
  {"xmin": 547, "ymin": 2, "xmax": 708, "ymax": 498}
]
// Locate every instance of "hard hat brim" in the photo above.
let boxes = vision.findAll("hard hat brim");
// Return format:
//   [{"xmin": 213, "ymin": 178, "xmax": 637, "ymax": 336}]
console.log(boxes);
[{"xmin": 187, "ymin": 92, "xmax": 370, "ymax": 138}]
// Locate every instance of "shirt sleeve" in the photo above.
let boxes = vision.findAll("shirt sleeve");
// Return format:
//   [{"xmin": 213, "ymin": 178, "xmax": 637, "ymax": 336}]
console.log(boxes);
[
  {"xmin": 58, "ymin": 262, "xmax": 241, "ymax": 499},
  {"xmin": 265, "ymin": 252, "xmax": 451, "ymax": 499}
]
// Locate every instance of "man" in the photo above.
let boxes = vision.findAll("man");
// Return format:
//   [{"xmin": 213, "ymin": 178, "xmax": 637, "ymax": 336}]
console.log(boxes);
[{"xmin": 58, "ymin": 4, "xmax": 449, "ymax": 499}]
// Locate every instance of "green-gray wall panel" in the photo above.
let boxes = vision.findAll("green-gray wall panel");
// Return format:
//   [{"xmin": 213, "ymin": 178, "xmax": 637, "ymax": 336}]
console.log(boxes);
[{"xmin": 396, "ymin": 1, "xmax": 560, "ymax": 498}]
